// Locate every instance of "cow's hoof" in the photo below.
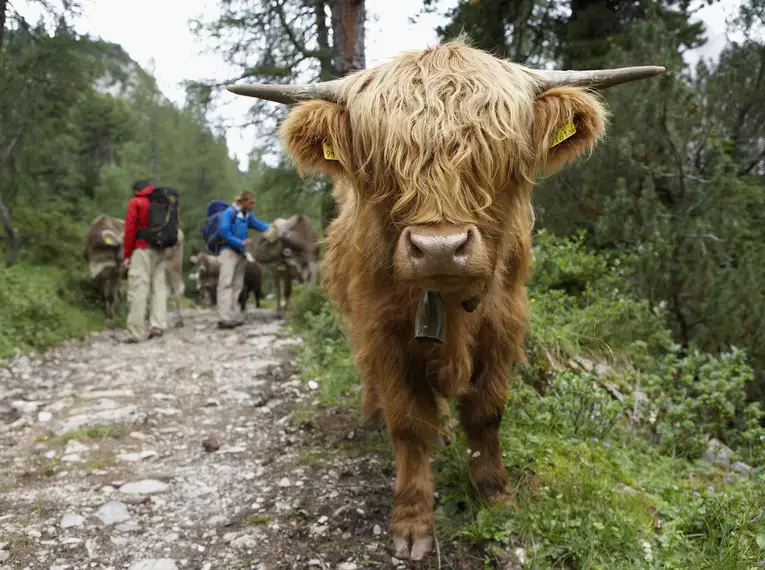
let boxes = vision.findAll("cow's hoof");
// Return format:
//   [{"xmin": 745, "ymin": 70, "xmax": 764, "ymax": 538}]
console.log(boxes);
[
  {"xmin": 393, "ymin": 535, "xmax": 432, "ymax": 561},
  {"xmin": 489, "ymin": 488, "xmax": 518, "ymax": 511},
  {"xmin": 175, "ymin": 321, "xmax": 184, "ymax": 329}
]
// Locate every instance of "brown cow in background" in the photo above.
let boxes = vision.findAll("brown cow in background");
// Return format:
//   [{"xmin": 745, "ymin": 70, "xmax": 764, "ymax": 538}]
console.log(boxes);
[
  {"xmin": 228, "ymin": 39, "xmax": 665, "ymax": 560},
  {"xmin": 84, "ymin": 215, "xmax": 186, "ymax": 328},
  {"xmin": 189, "ymin": 251, "xmax": 263, "ymax": 312},
  {"xmin": 253, "ymin": 214, "xmax": 320, "ymax": 316},
  {"xmin": 84, "ymin": 215, "xmax": 125, "ymax": 328}
]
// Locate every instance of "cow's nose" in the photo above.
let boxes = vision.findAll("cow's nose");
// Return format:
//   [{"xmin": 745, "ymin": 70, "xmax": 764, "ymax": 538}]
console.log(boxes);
[{"xmin": 402, "ymin": 225, "xmax": 479, "ymax": 277}]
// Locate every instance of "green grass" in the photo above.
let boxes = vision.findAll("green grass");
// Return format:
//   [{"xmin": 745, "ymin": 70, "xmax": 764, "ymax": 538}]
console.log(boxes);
[
  {"xmin": 47, "ymin": 424, "xmax": 121, "ymax": 446},
  {"xmin": 0, "ymin": 263, "xmax": 105, "ymax": 359},
  {"xmin": 284, "ymin": 233, "xmax": 765, "ymax": 569}
]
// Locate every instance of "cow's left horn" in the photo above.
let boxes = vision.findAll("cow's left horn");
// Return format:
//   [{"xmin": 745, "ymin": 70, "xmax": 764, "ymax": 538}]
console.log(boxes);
[
  {"xmin": 529, "ymin": 65, "xmax": 666, "ymax": 91},
  {"xmin": 225, "ymin": 79, "xmax": 345, "ymax": 105}
]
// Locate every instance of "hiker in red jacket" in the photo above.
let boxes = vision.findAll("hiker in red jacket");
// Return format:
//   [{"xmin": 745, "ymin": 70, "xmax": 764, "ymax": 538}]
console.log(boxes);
[{"xmin": 121, "ymin": 180, "xmax": 168, "ymax": 343}]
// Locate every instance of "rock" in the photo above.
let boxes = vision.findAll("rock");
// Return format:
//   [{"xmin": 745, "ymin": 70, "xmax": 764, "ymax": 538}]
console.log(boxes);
[
  {"xmin": 60, "ymin": 453, "xmax": 83, "ymax": 463},
  {"xmin": 701, "ymin": 438, "xmax": 733, "ymax": 468},
  {"xmin": 97, "ymin": 501, "xmax": 131, "ymax": 525},
  {"xmin": 373, "ymin": 524, "xmax": 382, "ymax": 536},
  {"xmin": 38, "ymin": 411, "xmax": 53, "ymax": 422},
  {"xmin": 64, "ymin": 440, "xmax": 90, "ymax": 454},
  {"xmin": 338, "ymin": 563, "xmax": 358, "ymax": 570},
  {"xmin": 0, "ymin": 553, "xmax": 7, "ymax": 563},
  {"xmin": 307, "ymin": 380, "xmax": 319, "ymax": 390},
  {"xmin": 731, "ymin": 461, "xmax": 751, "ymax": 473},
  {"xmin": 55, "ymin": 405, "xmax": 147, "ymax": 436},
  {"xmin": 11, "ymin": 400, "xmax": 39, "ymax": 414},
  {"xmin": 60, "ymin": 513, "xmax": 85, "ymax": 529},
  {"xmin": 128, "ymin": 560, "xmax": 178, "ymax": 570},
  {"xmin": 277, "ymin": 477, "xmax": 291, "ymax": 487},
  {"xmin": 115, "ymin": 522, "xmax": 142, "ymax": 533},
  {"xmin": 118, "ymin": 450, "xmax": 158, "ymax": 462},
  {"xmin": 231, "ymin": 534, "xmax": 259, "ymax": 549},
  {"xmin": 201, "ymin": 438, "xmax": 219, "ymax": 452},
  {"xmin": 119, "ymin": 479, "xmax": 169, "ymax": 495}
]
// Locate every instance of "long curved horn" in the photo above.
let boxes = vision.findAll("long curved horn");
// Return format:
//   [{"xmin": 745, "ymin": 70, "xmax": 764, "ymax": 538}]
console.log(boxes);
[
  {"xmin": 527, "ymin": 66, "xmax": 667, "ymax": 91},
  {"xmin": 225, "ymin": 79, "xmax": 344, "ymax": 105}
]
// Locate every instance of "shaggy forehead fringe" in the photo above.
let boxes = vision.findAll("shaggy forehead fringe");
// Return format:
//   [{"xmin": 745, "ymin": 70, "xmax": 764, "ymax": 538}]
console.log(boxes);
[{"xmin": 338, "ymin": 39, "xmax": 542, "ymax": 225}]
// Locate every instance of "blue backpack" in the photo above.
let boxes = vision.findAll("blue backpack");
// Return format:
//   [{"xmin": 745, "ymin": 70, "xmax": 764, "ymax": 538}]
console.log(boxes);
[{"xmin": 201, "ymin": 200, "xmax": 230, "ymax": 254}]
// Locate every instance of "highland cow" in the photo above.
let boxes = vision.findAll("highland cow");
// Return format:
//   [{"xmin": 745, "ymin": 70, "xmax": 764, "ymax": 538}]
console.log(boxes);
[
  {"xmin": 227, "ymin": 39, "xmax": 664, "ymax": 561},
  {"xmin": 85, "ymin": 216, "xmax": 186, "ymax": 328},
  {"xmin": 254, "ymin": 213, "xmax": 320, "ymax": 315}
]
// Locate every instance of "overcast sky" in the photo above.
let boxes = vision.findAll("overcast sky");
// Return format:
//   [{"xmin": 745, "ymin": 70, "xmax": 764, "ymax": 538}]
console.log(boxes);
[{"xmin": 16, "ymin": 0, "xmax": 743, "ymax": 171}]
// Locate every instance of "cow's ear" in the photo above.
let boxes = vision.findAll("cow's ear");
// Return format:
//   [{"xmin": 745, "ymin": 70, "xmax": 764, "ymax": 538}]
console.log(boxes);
[
  {"xmin": 531, "ymin": 86, "xmax": 609, "ymax": 177},
  {"xmin": 279, "ymin": 100, "xmax": 351, "ymax": 179}
]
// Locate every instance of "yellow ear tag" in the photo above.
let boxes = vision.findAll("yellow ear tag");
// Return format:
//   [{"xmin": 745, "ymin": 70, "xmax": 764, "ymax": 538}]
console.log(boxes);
[
  {"xmin": 104, "ymin": 236, "xmax": 113, "ymax": 245},
  {"xmin": 549, "ymin": 119, "xmax": 577, "ymax": 149},
  {"xmin": 322, "ymin": 141, "xmax": 338, "ymax": 161}
]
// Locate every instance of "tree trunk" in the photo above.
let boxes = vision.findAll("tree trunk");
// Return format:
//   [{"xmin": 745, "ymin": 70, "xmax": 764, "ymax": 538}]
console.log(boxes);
[
  {"xmin": 314, "ymin": 0, "xmax": 335, "ymax": 80},
  {"xmin": 321, "ymin": 0, "xmax": 365, "ymax": 230},
  {"xmin": 329, "ymin": 0, "xmax": 366, "ymax": 77},
  {"xmin": 0, "ymin": 127, "xmax": 24, "ymax": 267},
  {"xmin": 0, "ymin": 0, "xmax": 7, "ymax": 46}
]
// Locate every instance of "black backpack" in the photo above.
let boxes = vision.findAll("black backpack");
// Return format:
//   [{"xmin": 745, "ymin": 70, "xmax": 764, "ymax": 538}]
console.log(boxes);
[{"xmin": 137, "ymin": 186, "xmax": 180, "ymax": 248}]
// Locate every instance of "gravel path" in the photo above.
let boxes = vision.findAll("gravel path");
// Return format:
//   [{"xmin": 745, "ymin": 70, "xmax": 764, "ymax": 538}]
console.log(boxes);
[{"xmin": 0, "ymin": 308, "xmax": 491, "ymax": 570}]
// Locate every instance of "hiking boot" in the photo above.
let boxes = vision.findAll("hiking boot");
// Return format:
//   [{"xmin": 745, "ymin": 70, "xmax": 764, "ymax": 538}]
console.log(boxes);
[
  {"xmin": 217, "ymin": 320, "xmax": 237, "ymax": 330},
  {"xmin": 148, "ymin": 328, "xmax": 163, "ymax": 340}
]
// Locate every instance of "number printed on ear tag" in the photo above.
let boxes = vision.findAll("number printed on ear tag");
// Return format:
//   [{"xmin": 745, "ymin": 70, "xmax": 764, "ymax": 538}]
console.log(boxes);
[
  {"xmin": 322, "ymin": 141, "xmax": 339, "ymax": 161},
  {"xmin": 550, "ymin": 120, "xmax": 577, "ymax": 148}
]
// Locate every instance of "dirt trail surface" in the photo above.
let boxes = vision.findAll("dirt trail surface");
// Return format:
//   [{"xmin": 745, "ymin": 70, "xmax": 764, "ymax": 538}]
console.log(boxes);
[{"xmin": 1, "ymin": 308, "xmax": 437, "ymax": 570}]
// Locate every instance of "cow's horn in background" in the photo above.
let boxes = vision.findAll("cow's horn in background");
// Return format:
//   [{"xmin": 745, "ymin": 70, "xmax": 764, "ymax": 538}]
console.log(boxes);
[
  {"xmin": 225, "ymin": 79, "xmax": 344, "ymax": 105},
  {"xmin": 528, "ymin": 66, "xmax": 666, "ymax": 91}
]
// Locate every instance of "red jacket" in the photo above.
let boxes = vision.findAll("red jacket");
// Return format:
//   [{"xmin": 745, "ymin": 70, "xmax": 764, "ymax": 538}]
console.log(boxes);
[{"xmin": 123, "ymin": 186, "xmax": 154, "ymax": 259}]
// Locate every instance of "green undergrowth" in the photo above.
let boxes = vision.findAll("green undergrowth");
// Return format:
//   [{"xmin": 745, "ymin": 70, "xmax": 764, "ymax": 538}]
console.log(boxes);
[
  {"xmin": 0, "ymin": 263, "xmax": 106, "ymax": 359},
  {"xmin": 286, "ymin": 230, "xmax": 765, "ymax": 569}
]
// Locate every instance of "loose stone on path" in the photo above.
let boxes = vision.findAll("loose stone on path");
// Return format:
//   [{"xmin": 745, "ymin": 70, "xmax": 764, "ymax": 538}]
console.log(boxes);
[{"xmin": 119, "ymin": 479, "xmax": 169, "ymax": 495}]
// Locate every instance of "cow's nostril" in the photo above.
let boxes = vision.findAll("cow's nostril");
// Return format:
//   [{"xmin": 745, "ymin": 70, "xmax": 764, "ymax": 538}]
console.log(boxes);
[
  {"xmin": 406, "ymin": 230, "xmax": 425, "ymax": 259},
  {"xmin": 454, "ymin": 230, "xmax": 472, "ymax": 258}
]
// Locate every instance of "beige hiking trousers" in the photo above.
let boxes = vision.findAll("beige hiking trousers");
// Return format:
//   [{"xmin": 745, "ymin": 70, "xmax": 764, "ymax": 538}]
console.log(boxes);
[
  {"xmin": 217, "ymin": 248, "xmax": 246, "ymax": 323},
  {"xmin": 126, "ymin": 248, "xmax": 168, "ymax": 341}
]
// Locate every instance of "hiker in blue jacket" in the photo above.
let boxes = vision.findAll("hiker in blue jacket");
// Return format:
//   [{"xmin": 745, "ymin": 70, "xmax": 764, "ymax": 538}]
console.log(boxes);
[{"xmin": 217, "ymin": 190, "xmax": 270, "ymax": 328}]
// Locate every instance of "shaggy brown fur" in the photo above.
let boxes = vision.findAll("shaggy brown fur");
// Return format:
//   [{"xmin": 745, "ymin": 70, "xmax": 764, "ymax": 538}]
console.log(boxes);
[{"xmin": 278, "ymin": 39, "xmax": 608, "ymax": 560}]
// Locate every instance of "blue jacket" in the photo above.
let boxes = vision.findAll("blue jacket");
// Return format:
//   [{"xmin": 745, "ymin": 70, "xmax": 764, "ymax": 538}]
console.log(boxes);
[{"xmin": 219, "ymin": 204, "xmax": 269, "ymax": 253}]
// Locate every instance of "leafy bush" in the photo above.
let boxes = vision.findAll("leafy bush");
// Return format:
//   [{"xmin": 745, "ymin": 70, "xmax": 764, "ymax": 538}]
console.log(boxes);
[
  {"xmin": 12, "ymin": 201, "xmax": 90, "ymax": 270},
  {"xmin": 287, "ymin": 284, "xmax": 359, "ymax": 403},
  {"xmin": 0, "ymin": 263, "xmax": 103, "ymax": 358},
  {"xmin": 637, "ymin": 345, "xmax": 765, "ymax": 464}
]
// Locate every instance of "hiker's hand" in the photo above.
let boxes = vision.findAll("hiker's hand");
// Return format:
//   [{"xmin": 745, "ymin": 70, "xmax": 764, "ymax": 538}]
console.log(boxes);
[
  {"xmin": 122, "ymin": 258, "xmax": 130, "ymax": 269},
  {"xmin": 243, "ymin": 238, "xmax": 253, "ymax": 246}
]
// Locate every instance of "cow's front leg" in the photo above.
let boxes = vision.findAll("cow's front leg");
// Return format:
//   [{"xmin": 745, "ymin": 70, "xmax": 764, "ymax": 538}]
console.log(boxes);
[
  {"xmin": 174, "ymin": 284, "xmax": 184, "ymax": 328},
  {"xmin": 457, "ymin": 361, "xmax": 513, "ymax": 507},
  {"xmin": 382, "ymin": 380, "xmax": 440, "ymax": 561},
  {"xmin": 272, "ymin": 269, "xmax": 283, "ymax": 317},
  {"xmin": 283, "ymin": 275, "xmax": 293, "ymax": 312}
]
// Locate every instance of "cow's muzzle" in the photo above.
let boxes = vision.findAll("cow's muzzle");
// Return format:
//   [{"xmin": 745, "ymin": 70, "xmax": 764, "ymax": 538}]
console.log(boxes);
[{"xmin": 395, "ymin": 223, "xmax": 488, "ymax": 286}]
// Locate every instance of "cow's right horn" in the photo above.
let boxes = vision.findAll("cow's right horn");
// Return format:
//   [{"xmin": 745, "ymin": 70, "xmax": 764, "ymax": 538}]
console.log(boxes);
[
  {"xmin": 528, "ymin": 66, "xmax": 667, "ymax": 91},
  {"xmin": 226, "ymin": 79, "xmax": 344, "ymax": 105}
]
